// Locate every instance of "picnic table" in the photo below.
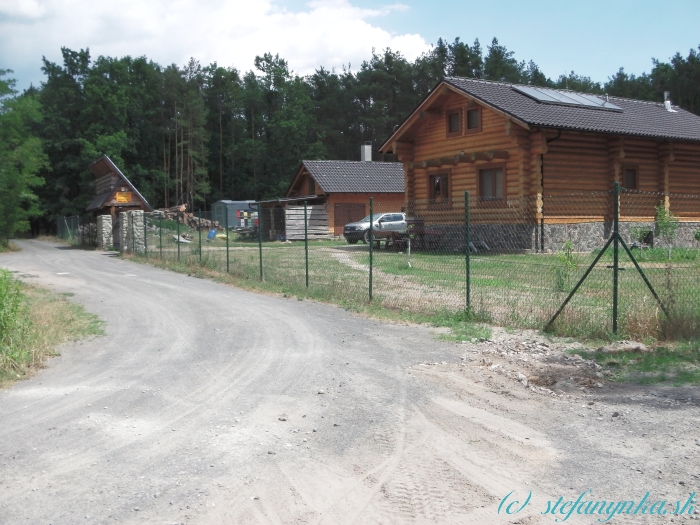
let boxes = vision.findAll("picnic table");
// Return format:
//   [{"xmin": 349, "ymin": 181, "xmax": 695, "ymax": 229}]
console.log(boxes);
[{"xmin": 234, "ymin": 227, "xmax": 257, "ymax": 240}]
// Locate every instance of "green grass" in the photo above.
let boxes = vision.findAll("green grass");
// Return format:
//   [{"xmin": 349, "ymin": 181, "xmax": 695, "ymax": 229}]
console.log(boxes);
[
  {"xmin": 0, "ymin": 270, "xmax": 104, "ymax": 387},
  {"xmin": 0, "ymin": 241, "xmax": 20, "ymax": 253},
  {"xmin": 576, "ymin": 343, "xmax": 700, "ymax": 385},
  {"xmin": 129, "ymin": 251, "xmax": 493, "ymax": 337},
  {"xmin": 427, "ymin": 310, "xmax": 492, "ymax": 342},
  {"xmin": 129, "ymin": 236, "xmax": 700, "ymax": 341},
  {"xmin": 594, "ymin": 246, "xmax": 700, "ymax": 263}
]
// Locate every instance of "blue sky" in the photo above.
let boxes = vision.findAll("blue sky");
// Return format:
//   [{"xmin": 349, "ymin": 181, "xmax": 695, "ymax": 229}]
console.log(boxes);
[{"xmin": 1, "ymin": 0, "xmax": 698, "ymax": 91}]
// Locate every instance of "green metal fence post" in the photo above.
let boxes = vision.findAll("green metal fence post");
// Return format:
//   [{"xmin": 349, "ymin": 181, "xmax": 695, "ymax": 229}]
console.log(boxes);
[
  {"xmin": 159, "ymin": 217, "xmax": 163, "ymax": 260},
  {"xmin": 177, "ymin": 211, "xmax": 181, "ymax": 263},
  {"xmin": 304, "ymin": 201, "xmax": 309, "ymax": 288},
  {"xmin": 369, "ymin": 197, "xmax": 373, "ymax": 301},
  {"xmin": 257, "ymin": 208, "xmax": 263, "ymax": 281},
  {"xmin": 545, "ymin": 235, "xmax": 615, "ymax": 332},
  {"xmin": 613, "ymin": 181, "xmax": 620, "ymax": 334},
  {"xmin": 144, "ymin": 213, "xmax": 148, "ymax": 259},
  {"xmin": 465, "ymin": 191, "xmax": 470, "ymax": 312},
  {"xmin": 198, "ymin": 209, "xmax": 202, "ymax": 263},
  {"xmin": 131, "ymin": 213, "xmax": 135, "ymax": 254},
  {"xmin": 226, "ymin": 207, "xmax": 230, "ymax": 273}
]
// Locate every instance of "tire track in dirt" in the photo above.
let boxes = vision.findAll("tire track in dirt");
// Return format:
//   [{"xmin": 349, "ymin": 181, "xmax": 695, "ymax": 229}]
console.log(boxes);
[{"xmin": 325, "ymin": 248, "xmax": 464, "ymax": 311}]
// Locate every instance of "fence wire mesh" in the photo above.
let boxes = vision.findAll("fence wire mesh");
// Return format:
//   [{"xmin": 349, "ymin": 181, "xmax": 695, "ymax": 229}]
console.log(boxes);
[
  {"xmin": 57, "ymin": 216, "xmax": 79, "ymax": 240},
  {"xmin": 132, "ymin": 190, "xmax": 700, "ymax": 340},
  {"xmin": 57, "ymin": 215, "xmax": 97, "ymax": 246}
]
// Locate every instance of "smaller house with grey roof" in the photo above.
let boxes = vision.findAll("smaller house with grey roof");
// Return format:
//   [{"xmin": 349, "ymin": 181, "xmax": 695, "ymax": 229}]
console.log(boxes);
[{"xmin": 261, "ymin": 153, "xmax": 404, "ymax": 239}]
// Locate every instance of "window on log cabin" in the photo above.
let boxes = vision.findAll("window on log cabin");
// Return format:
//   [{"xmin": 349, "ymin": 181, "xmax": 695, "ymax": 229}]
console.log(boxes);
[
  {"xmin": 623, "ymin": 167, "xmax": 638, "ymax": 190},
  {"xmin": 446, "ymin": 110, "xmax": 461, "ymax": 137},
  {"xmin": 308, "ymin": 177, "xmax": 316, "ymax": 195},
  {"xmin": 479, "ymin": 168, "xmax": 504, "ymax": 199},
  {"xmin": 429, "ymin": 174, "xmax": 450, "ymax": 202},
  {"xmin": 466, "ymin": 108, "xmax": 481, "ymax": 133}
]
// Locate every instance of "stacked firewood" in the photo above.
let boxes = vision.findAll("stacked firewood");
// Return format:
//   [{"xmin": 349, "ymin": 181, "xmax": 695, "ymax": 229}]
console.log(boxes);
[{"xmin": 155, "ymin": 208, "xmax": 222, "ymax": 231}]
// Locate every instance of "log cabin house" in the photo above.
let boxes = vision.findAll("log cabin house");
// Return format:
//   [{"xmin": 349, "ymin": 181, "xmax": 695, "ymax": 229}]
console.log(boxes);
[
  {"xmin": 379, "ymin": 78, "xmax": 700, "ymax": 251},
  {"xmin": 86, "ymin": 155, "xmax": 153, "ymax": 248},
  {"xmin": 261, "ymin": 156, "xmax": 404, "ymax": 240}
]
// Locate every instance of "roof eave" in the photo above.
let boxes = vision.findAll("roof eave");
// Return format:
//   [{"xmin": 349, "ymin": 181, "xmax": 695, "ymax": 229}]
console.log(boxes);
[{"xmin": 533, "ymin": 124, "xmax": 700, "ymax": 143}]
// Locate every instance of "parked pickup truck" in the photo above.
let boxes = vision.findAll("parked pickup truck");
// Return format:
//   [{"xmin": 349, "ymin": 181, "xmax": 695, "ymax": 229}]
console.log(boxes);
[{"xmin": 343, "ymin": 213, "xmax": 407, "ymax": 244}]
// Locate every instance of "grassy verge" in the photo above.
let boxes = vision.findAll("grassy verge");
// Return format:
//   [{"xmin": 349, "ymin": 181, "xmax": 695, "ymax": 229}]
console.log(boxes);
[
  {"xmin": 34, "ymin": 234, "xmax": 70, "ymax": 244},
  {"xmin": 129, "ymin": 253, "xmax": 491, "ymax": 341},
  {"xmin": 575, "ymin": 343, "xmax": 700, "ymax": 386},
  {"xmin": 34, "ymin": 235, "xmax": 98, "ymax": 250},
  {"xmin": 0, "ymin": 270, "xmax": 104, "ymax": 388},
  {"xmin": 0, "ymin": 242, "xmax": 20, "ymax": 253},
  {"xmin": 130, "ymin": 235, "xmax": 700, "ymax": 341}
]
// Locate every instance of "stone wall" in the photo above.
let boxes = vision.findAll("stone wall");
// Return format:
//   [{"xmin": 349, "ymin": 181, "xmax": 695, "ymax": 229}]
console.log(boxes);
[
  {"xmin": 96, "ymin": 215, "xmax": 113, "ymax": 249},
  {"xmin": 542, "ymin": 222, "xmax": 608, "ymax": 253},
  {"xmin": 119, "ymin": 210, "xmax": 145, "ymax": 254},
  {"xmin": 430, "ymin": 220, "xmax": 700, "ymax": 254},
  {"xmin": 544, "ymin": 221, "xmax": 700, "ymax": 252}
]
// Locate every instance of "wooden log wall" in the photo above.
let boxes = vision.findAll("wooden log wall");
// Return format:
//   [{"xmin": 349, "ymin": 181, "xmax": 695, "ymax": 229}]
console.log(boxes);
[
  {"xmin": 669, "ymin": 143, "xmax": 700, "ymax": 195},
  {"xmin": 406, "ymin": 198, "xmax": 532, "ymax": 225},
  {"xmin": 410, "ymin": 92, "xmax": 525, "ymax": 201},
  {"xmin": 95, "ymin": 173, "xmax": 118, "ymax": 195},
  {"xmin": 390, "ymin": 89, "xmax": 700, "ymax": 225},
  {"xmin": 285, "ymin": 205, "xmax": 331, "ymax": 240}
]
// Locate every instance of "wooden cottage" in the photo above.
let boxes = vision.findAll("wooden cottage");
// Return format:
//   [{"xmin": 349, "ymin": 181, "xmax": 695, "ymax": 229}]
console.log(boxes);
[
  {"xmin": 86, "ymin": 155, "xmax": 153, "ymax": 248},
  {"xmin": 379, "ymin": 78, "xmax": 700, "ymax": 250},
  {"xmin": 263, "ymin": 159, "xmax": 404, "ymax": 239}
]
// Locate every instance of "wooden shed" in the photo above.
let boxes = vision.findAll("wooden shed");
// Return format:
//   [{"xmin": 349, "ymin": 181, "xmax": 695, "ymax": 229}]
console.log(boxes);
[
  {"xmin": 284, "ymin": 159, "xmax": 405, "ymax": 237},
  {"xmin": 86, "ymin": 155, "xmax": 153, "ymax": 247}
]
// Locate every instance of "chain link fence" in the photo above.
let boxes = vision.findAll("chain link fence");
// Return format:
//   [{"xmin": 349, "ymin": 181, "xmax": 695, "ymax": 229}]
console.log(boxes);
[
  {"xmin": 57, "ymin": 215, "xmax": 97, "ymax": 247},
  {"xmin": 130, "ymin": 190, "xmax": 699, "ymax": 340}
]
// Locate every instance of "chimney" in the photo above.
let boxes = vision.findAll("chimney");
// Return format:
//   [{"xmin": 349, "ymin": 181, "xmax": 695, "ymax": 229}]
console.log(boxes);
[
  {"xmin": 663, "ymin": 91, "xmax": 676, "ymax": 112},
  {"xmin": 361, "ymin": 141, "xmax": 372, "ymax": 162}
]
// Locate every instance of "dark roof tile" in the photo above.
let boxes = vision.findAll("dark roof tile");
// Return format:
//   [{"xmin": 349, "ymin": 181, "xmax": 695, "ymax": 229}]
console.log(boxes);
[
  {"xmin": 443, "ymin": 77, "xmax": 700, "ymax": 142},
  {"xmin": 303, "ymin": 160, "xmax": 404, "ymax": 193}
]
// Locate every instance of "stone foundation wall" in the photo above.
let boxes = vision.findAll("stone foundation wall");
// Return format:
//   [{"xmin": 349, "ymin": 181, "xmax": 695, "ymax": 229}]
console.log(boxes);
[
  {"xmin": 119, "ymin": 210, "xmax": 145, "ymax": 254},
  {"xmin": 96, "ymin": 215, "xmax": 113, "ymax": 249},
  {"xmin": 544, "ymin": 221, "xmax": 700, "ymax": 252},
  {"xmin": 431, "ymin": 221, "xmax": 700, "ymax": 254},
  {"xmin": 542, "ymin": 222, "xmax": 608, "ymax": 252}
]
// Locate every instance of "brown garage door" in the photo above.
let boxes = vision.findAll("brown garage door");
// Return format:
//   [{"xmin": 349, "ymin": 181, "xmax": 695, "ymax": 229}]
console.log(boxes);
[{"xmin": 334, "ymin": 203, "xmax": 366, "ymax": 235}]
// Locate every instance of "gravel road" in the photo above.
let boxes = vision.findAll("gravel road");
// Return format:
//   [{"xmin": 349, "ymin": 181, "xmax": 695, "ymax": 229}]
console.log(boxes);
[{"xmin": 0, "ymin": 240, "xmax": 698, "ymax": 525}]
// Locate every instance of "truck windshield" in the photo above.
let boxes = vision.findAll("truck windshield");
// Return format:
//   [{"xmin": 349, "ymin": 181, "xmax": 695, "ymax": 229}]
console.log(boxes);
[{"xmin": 359, "ymin": 215, "xmax": 379, "ymax": 223}]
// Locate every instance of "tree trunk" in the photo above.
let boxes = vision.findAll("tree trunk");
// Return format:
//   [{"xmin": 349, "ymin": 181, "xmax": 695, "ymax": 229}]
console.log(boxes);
[{"xmin": 219, "ymin": 98, "xmax": 223, "ymax": 194}]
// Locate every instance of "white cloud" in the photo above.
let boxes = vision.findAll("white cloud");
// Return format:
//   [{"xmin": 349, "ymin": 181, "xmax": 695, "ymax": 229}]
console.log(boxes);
[
  {"xmin": 0, "ymin": 0, "xmax": 429, "ymax": 86},
  {"xmin": 0, "ymin": 0, "xmax": 46, "ymax": 19}
]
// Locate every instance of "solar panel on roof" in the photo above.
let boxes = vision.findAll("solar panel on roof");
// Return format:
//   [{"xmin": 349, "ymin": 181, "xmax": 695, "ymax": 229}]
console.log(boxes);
[{"xmin": 513, "ymin": 86, "xmax": 623, "ymax": 112}]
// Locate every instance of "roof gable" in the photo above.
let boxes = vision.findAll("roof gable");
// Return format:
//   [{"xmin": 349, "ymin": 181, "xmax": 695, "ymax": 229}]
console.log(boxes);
[{"xmin": 86, "ymin": 155, "xmax": 153, "ymax": 212}]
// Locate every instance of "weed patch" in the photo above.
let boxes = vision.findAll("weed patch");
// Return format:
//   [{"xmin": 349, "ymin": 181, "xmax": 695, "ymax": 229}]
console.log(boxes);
[
  {"xmin": 577, "ymin": 343, "xmax": 700, "ymax": 386},
  {"xmin": 0, "ymin": 270, "xmax": 104, "ymax": 387}
]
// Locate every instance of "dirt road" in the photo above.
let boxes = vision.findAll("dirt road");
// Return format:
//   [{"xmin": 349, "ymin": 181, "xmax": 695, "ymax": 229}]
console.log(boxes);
[{"xmin": 0, "ymin": 241, "xmax": 698, "ymax": 524}]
